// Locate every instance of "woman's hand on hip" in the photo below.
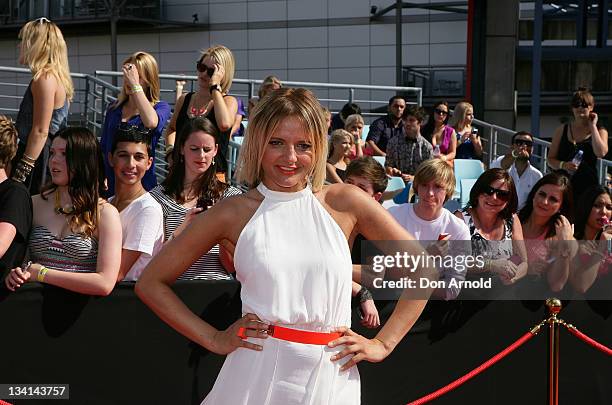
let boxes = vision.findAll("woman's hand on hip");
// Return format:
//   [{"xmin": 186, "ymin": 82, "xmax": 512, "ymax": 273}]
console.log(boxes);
[
  {"xmin": 328, "ymin": 327, "xmax": 390, "ymax": 371},
  {"xmin": 210, "ymin": 313, "xmax": 269, "ymax": 355}
]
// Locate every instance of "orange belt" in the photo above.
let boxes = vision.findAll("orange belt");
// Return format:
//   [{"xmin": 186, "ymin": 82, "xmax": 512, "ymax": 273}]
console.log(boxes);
[{"xmin": 238, "ymin": 325, "xmax": 342, "ymax": 345}]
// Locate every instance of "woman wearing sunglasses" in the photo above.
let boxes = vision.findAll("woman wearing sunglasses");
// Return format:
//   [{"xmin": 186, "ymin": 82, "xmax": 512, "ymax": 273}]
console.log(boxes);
[
  {"xmin": 165, "ymin": 45, "xmax": 238, "ymax": 180},
  {"xmin": 518, "ymin": 173, "xmax": 575, "ymax": 293},
  {"xmin": 421, "ymin": 101, "xmax": 456, "ymax": 165},
  {"xmin": 100, "ymin": 51, "xmax": 171, "ymax": 196},
  {"xmin": 548, "ymin": 88, "xmax": 608, "ymax": 199},
  {"xmin": 455, "ymin": 169, "xmax": 528, "ymax": 290},
  {"xmin": 11, "ymin": 18, "xmax": 73, "ymax": 195}
]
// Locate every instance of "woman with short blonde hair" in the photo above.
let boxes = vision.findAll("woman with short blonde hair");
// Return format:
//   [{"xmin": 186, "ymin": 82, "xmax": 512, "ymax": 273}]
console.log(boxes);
[
  {"xmin": 11, "ymin": 17, "xmax": 73, "ymax": 194},
  {"xmin": 100, "ymin": 51, "xmax": 171, "ymax": 196},
  {"xmin": 137, "ymin": 87, "xmax": 434, "ymax": 404},
  {"xmin": 449, "ymin": 101, "xmax": 482, "ymax": 160}
]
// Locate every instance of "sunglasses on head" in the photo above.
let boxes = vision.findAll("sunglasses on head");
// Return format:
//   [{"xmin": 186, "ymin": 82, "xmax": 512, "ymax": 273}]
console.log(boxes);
[
  {"xmin": 513, "ymin": 139, "xmax": 533, "ymax": 147},
  {"xmin": 196, "ymin": 61, "xmax": 215, "ymax": 77},
  {"xmin": 482, "ymin": 185, "xmax": 511, "ymax": 202},
  {"xmin": 35, "ymin": 17, "xmax": 51, "ymax": 24},
  {"xmin": 118, "ymin": 123, "xmax": 151, "ymax": 137},
  {"xmin": 572, "ymin": 100, "xmax": 590, "ymax": 109},
  {"xmin": 434, "ymin": 108, "xmax": 448, "ymax": 116}
]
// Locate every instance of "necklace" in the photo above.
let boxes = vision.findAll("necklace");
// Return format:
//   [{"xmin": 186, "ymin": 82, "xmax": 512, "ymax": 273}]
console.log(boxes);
[
  {"xmin": 189, "ymin": 97, "xmax": 212, "ymax": 118},
  {"xmin": 54, "ymin": 188, "xmax": 75, "ymax": 215}
]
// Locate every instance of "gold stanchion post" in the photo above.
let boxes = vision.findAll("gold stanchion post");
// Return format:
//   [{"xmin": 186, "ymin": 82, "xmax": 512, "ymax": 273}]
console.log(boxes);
[{"xmin": 546, "ymin": 298, "xmax": 562, "ymax": 405}]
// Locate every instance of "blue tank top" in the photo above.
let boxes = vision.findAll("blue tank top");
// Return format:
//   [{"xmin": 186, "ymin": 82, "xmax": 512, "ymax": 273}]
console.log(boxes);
[{"xmin": 16, "ymin": 80, "xmax": 69, "ymax": 144}]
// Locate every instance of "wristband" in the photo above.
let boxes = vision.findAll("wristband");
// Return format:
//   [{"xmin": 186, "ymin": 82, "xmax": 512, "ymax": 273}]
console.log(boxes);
[
  {"xmin": 11, "ymin": 158, "xmax": 35, "ymax": 183},
  {"xmin": 356, "ymin": 286, "xmax": 373, "ymax": 303},
  {"xmin": 22, "ymin": 153, "xmax": 37, "ymax": 164},
  {"xmin": 37, "ymin": 266, "xmax": 49, "ymax": 283},
  {"xmin": 129, "ymin": 84, "xmax": 143, "ymax": 94},
  {"xmin": 558, "ymin": 160, "xmax": 564, "ymax": 170}
]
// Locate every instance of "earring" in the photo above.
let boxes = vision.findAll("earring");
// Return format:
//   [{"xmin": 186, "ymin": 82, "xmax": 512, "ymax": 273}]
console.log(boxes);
[{"xmin": 212, "ymin": 157, "xmax": 215, "ymax": 166}]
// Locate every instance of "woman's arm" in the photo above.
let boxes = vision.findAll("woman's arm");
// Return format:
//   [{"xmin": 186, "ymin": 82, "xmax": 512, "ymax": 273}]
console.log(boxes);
[
  {"xmin": 0, "ymin": 223, "xmax": 17, "ymax": 259},
  {"xmin": 135, "ymin": 196, "xmax": 266, "ymax": 354},
  {"xmin": 472, "ymin": 132, "xmax": 483, "ymax": 158},
  {"xmin": 164, "ymin": 94, "xmax": 186, "ymax": 148},
  {"xmin": 510, "ymin": 214, "xmax": 528, "ymax": 283},
  {"xmin": 123, "ymin": 65, "xmax": 158, "ymax": 129},
  {"xmin": 230, "ymin": 111, "xmax": 243, "ymax": 138},
  {"xmin": 547, "ymin": 125, "xmax": 567, "ymax": 171},
  {"xmin": 22, "ymin": 74, "xmax": 58, "ymax": 160},
  {"xmin": 210, "ymin": 64, "xmax": 238, "ymax": 132},
  {"xmin": 589, "ymin": 113, "xmax": 608, "ymax": 158}
]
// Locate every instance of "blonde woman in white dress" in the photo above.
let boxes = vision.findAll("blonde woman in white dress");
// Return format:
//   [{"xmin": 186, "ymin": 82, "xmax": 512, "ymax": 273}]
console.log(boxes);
[{"xmin": 136, "ymin": 87, "xmax": 433, "ymax": 404}]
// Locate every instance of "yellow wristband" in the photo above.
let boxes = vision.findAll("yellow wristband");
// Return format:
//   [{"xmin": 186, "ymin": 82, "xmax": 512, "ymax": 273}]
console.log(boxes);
[{"xmin": 37, "ymin": 266, "xmax": 48, "ymax": 283}]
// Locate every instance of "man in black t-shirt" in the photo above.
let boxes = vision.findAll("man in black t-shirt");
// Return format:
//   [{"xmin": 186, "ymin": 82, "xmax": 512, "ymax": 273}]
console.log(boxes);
[{"xmin": 0, "ymin": 116, "xmax": 32, "ymax": 280}]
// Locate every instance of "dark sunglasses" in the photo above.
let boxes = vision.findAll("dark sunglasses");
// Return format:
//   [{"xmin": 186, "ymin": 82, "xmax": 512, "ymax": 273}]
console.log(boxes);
[
  {"xmin": 434, "ymin": 108, "xmax": 448, "ymax": 116},
  {"xmin": 196, "ymin": 61, "xmax": 215, "ymax": 77},
  {"xmin": 513, "ymin": 139, "xmax": 533, "ymax": 147},
  {"xmin": 572, "ymin": 100, "xmax": 590, "ymax": 109},
  {"xmin": 117, "ymin": 123, "xmax": 151, "ymax": 137},
  {"xmin": 482, "ymin": 185, "xmax": 511, "ymax": 202}
]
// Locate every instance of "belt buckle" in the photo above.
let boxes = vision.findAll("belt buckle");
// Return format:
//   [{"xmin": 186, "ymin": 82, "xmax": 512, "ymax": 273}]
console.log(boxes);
[{"xmin": 267, "ymin": 324, "xmax": 275, "ymax": 337}]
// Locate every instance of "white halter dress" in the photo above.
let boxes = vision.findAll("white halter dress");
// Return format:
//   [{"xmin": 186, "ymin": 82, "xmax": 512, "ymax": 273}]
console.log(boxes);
[{"xmin": 201, "ymin": 183, "xmax": 360, "ymax": 405}]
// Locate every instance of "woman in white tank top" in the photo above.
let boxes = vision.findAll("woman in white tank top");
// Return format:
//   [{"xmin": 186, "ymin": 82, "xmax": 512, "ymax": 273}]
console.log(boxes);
[{"xmin": 136, "ymin": 88, "xmax": 435, "ymax": 405}]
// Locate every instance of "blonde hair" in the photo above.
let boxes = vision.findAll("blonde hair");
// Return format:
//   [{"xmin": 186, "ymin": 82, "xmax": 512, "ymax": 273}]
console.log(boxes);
[
  {"xmin": 236, "ymin": 88, "xmax": 327, "ymax": 191},
  {"xmin": 413, "ymin": 158, "xmax": 456, "ymax": 201},
  {"xmin": 328, "ymin": 129, "xmax": 353, "ymax": 159},
  {"xmin": 258, "ymin": 75, "xmax": 282, "ymax": 99},
  {"xmin": 200, "ymin": 45, "xmax": 235, "ymax": 93},
  {"xmin": 344, "ymin": 114, "xmax": 364, "ymax": 130},
  {"xmin": 448, "ymin": 101, "xmax": 473, "ymax": 130},
  {"xmin": 19, "ymin": 18, "xmax": 74, "ymax": 100},
  {"xmin": 114, "ymin": 51, "xmax": 161, "ymax": 107},
  {"xmin": 0, "ymin": 115, "xmax": 18, "ymax": 169}
]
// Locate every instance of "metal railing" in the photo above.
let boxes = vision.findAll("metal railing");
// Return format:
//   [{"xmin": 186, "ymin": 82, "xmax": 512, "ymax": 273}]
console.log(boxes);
[{"xmin": 2, "ymin": 65, "xmax": 611, "ymax": 186}]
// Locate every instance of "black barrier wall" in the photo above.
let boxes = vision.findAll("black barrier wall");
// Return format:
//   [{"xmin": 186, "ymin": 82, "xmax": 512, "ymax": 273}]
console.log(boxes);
[{"xmin": 0, "ymin": 282, "xmax": 610, "ymax": 405}]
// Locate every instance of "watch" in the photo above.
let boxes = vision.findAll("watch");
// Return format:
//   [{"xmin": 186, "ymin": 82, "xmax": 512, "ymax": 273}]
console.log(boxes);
[{"xmin": 209, "ymin": 84, "xmax": 222, "ymax": 95}]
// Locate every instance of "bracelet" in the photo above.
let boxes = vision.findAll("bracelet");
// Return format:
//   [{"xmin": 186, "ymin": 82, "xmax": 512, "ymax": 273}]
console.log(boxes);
[
  {"xmin": 356, "ymin": 286, "xmax": 373, "ymax": 303},
  {"xmin": 22, "ymin": 153, "xmax": 37, "ymax": 164},
  {"xmin": 37, "ymin": 266, "xmax": 49, "ymax": 283},
  {"xmin": 558, "ymin": 160, "xmax": 564, "ymax": 170},
  {"xmin": 11, "ymin": 158, "xmax": 35, "ymax": 183},
  {"xmin": 129, "ymin": 84, "xmax": 143, "ymax": 94}
]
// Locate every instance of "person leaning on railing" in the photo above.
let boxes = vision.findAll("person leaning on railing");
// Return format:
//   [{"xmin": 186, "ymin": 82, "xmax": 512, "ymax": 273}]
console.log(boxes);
[
  {"xmin": 547, "ymin": 88, "xmax": 608, "ymax": 199},
  {"xmin": 164, "ymin": 45, "xmax": 238, "ymax": 181},
  {"xmin": 4, "ymin": 127, "xmax": 122, "ymax": 296},
  {"xmin": 11, "ymin": 17, "xmax": 73, "ymax": 195},
  {"xmin": 0, "ymin": 116, "xmax": 32, "ymax": 282}
]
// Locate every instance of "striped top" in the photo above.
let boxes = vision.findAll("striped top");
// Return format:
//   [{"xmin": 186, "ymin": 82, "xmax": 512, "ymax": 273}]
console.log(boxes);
[
  {"xmin": 29, "ymin": 226, "xmax": 98, "ymax": 273},
  {"xmin": 149, "ymin": 184, "xmax": 242, "ymax": 280}
]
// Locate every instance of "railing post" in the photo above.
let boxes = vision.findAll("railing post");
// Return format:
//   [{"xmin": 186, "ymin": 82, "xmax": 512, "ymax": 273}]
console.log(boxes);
[
  {"xmin": 546, "ymin": 298, "xmax": 561, "ymax": 405},
  {"xmin": 488, "ymin": 127, "xmax": 496, "ymax": 163},
  {"xmin": 417, "ymin": 88, "xmax": 423, "ymax": 107},
  {"xmin": 84, "ymin": 77, "xmax": 90, "ymax": 129},
  {"xmin": 348, "ymin": 88, "xmax": 354, "ymax": 104},
  {"xmin": 542, "ymin": 144, "xmax": 549, "ymax": 174},
  {"xmin": 598, "ymin": 158, "xmax": 605, "ymax": 184},
  {"xmin": 248, "ymin": 82, "xmax": 255, "ymax": 100}
]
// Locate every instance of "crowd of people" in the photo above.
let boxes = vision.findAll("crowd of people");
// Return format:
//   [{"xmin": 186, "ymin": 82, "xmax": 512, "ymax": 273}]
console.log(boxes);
[{"xmin": 0, "ymin": 17, "xmax": 610, "ymax": 405}]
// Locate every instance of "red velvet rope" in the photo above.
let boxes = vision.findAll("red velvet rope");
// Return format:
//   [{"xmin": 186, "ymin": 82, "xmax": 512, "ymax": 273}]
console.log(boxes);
[
  {"xmin": 407, "ymin": 331, "xmax": 535, "ymax": 405},
  {"xmin": 564, "ymin": 325, "xmax": 612, "ymax": 356},
  {"xmin": 0, "ymin": 400, "xmax": 13, "ymax": 405}
]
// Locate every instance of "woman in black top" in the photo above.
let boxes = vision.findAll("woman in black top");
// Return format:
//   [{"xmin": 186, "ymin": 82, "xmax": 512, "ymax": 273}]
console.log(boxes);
[
  {"xmin": 548, "ymin": 88, "xmax": 608, "ymax": 199},
  {"xmin": 164, "ymin": 45, "xmax": 238, "ymax": 179}
]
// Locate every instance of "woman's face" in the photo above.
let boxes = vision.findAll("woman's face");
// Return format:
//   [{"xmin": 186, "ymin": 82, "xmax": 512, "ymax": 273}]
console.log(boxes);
[
  {"xmin": 572, "ymin": 99, "xmax": 594, "ymax": 121},
  {"xmin": 49, "ymin": 137, "xmax": 69, "ymax": 186},
  {"xmin": 346, "ymin": 122, "xmax": 363, "ymax": 140},
  {"xmin": 433, "ymin": 104, "xmax": 449, "ymax": 125},
  {"xmin": 477, "ymin": 178, "xmax": 510, "ymax": 215},
  {"xmin": 197, "ymin": 55, "xmax": 216, "ymax": 90},
  {"xmin": 261, "ymin": 116, "xmax": 314, "ymax": 192},
  {"xmin": 587, "ymin": 193, "xmax": 612, "ymax": 231},
  {"xmin": 334, "ymin": 135, "xmax": 352, "ymax": 157},
  {"xmin": 532, "ymin": 184, "xmax": 563, "ymax": 220},
  {"xmin": 181, "ymin": 130, "xmax": 218, "ymax": 179},
  {"xmin": 464, "ymin": 108, "xmax": 474, "ymax": 125}
]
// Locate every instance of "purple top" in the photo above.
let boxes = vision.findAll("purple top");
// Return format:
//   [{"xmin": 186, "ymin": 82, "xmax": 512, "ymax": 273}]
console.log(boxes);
[
  {"xmin": 439, "ymin": 125, "xmax": 454, "ymax": 155},
  {"xmin": 100, "ymin": 101, "xmax": 171, "ymax": 196}
]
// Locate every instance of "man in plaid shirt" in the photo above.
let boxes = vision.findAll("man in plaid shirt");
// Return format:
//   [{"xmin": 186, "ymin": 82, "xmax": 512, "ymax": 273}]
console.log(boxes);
[{"xmin": 385, "ymin": 105, "xmax": 433, "ymax": 183}]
